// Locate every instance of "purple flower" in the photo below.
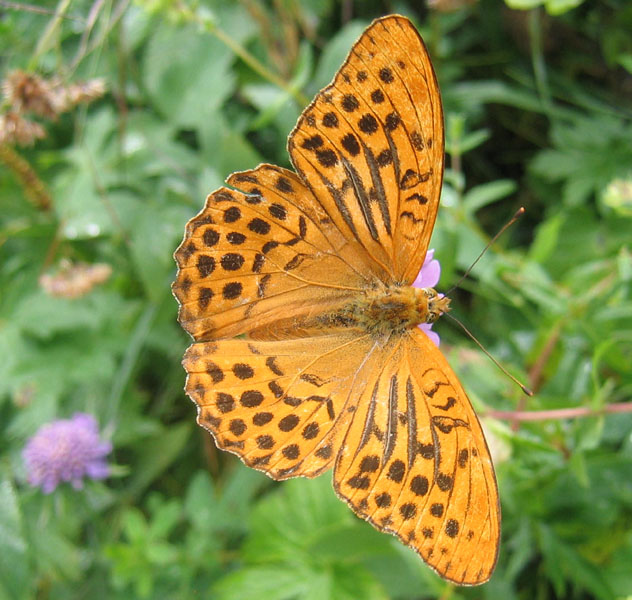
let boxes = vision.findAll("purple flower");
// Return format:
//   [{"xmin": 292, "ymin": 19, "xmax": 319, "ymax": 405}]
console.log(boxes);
[
  {"xmin": 412, "ymin": 249, "xmax": 442, "ymax": 347},
  {"xmin": 22, "ymin": 413, "xmax": 111, "ymax": 494}
]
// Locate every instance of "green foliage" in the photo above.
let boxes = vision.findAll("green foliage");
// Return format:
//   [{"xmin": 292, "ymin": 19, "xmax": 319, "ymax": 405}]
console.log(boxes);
[
  {"xmin": 1, "ymin": 1, "xmax": 631, "ymax": 599},
  {"xmin": 530, "ymin": 115, "xmax": 632, "ymax": 207}
]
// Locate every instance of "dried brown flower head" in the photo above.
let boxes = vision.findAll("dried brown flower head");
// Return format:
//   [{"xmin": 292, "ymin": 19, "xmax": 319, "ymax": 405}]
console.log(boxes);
[
  {"xmin": 0, "ymin": 112, "xmax": 46, "ymax": 145},
  {"xmin": 2, "ymin": 70, "xmax": 107, "ymax": 122},
  {"xmin": 65, "ymin": 79, "xmax": 107, "ymax": 106},
  {"xmin": 3, "ymin": 70, "xmax": 60, "ymax": 119},
  {"xmin": 39, "ymin": 261, "xmax": 113, "ymax": 299}
]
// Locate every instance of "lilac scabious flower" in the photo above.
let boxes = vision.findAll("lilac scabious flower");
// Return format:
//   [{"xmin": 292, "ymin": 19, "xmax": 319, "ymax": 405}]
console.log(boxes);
[
  {"xmin": 22, "ymin": 413, "xmax": 111, "ymax": 494},
  {"xmin": 412, "ymin": 249, "xmax": 442, "ymax": 347}
]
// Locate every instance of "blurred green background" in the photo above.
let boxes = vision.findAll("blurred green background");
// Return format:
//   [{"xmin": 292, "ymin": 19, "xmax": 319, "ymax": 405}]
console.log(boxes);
[{"xmin": 1, "ymin": 0, "xmax": 632, "ymax": 598}]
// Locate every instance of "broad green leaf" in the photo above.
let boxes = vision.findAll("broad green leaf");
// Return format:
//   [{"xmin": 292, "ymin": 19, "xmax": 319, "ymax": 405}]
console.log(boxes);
[
  {"xmin": 463, "ymin": 180, "xmax": 517, "ymax": 214},
  {"xmin": 143, "ymin": 23, "xmax": 234, "ymax": 129},
  {"xmin": 528, "ymin": 212, "xmax": 563, "ymax": 264},
  {"xmin": 310, "ymin": 21, "xmax": 369, "ymax": 95}
]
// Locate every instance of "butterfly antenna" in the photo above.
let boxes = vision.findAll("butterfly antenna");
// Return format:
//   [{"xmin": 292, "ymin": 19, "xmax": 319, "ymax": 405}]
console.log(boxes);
[
  {"xmin": 445, "ymin": 207, "xmax": 525, "ymax": 297},
  {"xmin": 445, "ymin": 312, "xmax": 533, "ymax": 396}
]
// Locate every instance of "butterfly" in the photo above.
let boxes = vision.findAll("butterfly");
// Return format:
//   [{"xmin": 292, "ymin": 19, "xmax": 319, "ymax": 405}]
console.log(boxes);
[{"xmin": 173, "ymin": 14, "xmax": 500, "ymax": 585}]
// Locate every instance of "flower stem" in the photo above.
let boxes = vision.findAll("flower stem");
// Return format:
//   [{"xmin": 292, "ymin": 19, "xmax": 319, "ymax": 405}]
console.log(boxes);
[
  {"xmin": 0, "ymin": 144, "xmax": 51, "ymax": 210},
  {"xmin": 487, "ymin": 402, "xmax": 632, "ymax": 422}
]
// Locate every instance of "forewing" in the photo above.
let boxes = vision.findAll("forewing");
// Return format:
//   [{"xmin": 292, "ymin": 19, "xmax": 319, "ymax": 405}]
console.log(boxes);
[
  {"xmin": 334, "ymin": 329, "xmax": 500, "ymax": 585},
  {"xmin": 288, "ymin": 15, "xmax": 444, "ymax": 284},
  {"xmin": 173, "ymin": 166, "xmax": 368, "ymax": 341}
]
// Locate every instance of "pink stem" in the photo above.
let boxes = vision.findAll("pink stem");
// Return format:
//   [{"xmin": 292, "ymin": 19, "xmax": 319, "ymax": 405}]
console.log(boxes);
[{"xmin": 486, "ymin": 402, "xmax": 632, "ymax": 422}]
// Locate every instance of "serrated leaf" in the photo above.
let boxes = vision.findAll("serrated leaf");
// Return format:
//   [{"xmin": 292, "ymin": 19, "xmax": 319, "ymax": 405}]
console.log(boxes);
[
  {"xmin": 243, "ymin": 477, "xmax": 349, "ymax": 563},
  {"xmin": 308, "ymin": 522, "xmax": 394, "ymax": 562},
  {"xmin": 214, "ymin": 566, "xmax": 311, "ymax": 600}
]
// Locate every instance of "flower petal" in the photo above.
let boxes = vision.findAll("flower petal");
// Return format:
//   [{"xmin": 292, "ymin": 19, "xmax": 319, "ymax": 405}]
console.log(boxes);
[
  {"xmin": 22, "ymin": 413, "xmax": 111, "ymax": 494},
  {"xmin": 412, "ymin": 248, "xmax": 441, "ymax": 289},
  {"xmin": 419, "ymin": 323, "xmax": 441, "ymax": 347}
]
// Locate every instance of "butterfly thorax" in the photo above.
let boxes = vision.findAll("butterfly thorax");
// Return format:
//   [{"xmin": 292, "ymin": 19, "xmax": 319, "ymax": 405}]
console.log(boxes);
[{"xmin": 320, "ymin": 285, "xmax": 450, "ymax": 337}]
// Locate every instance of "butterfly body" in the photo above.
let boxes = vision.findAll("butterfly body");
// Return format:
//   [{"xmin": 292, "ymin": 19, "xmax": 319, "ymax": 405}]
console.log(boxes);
[
  {"xmin": 318, "ymin": 284, "xmax": 450, "ymax": 337},
  {"xmin": 174, "ymin": 14, "xmax": 500, "ymax": 585}
]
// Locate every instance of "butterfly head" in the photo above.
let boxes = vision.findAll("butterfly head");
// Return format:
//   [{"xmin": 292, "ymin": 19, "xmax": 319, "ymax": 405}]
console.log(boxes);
[{"xmin": 417, "ymin": 287, "xmax": 451, "ymax": 324}]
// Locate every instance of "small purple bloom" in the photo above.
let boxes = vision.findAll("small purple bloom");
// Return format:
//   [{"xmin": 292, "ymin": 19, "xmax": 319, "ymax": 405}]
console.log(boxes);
[
  {"xmin": 22, "ymin": 413, "xmax": 111, "ymax": 494},
  {"xmin": 412, "ymin": 249, "xmax": 442, "ymax": 347},
  {"xmin": 413, "ymin": 249, "xmax": 441, "ymax": 289}
]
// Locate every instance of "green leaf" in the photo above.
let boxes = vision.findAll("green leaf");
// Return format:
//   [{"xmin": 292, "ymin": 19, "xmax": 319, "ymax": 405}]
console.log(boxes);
[
  {"xmin": 310, "ymin": 21, "xmax": 369, "ymax": 95},
  {"xmin": 463, "ymin": 180, "xmax": 517, "ymax": 214},
  {"xmin": 184, "ymin": 470, "xmax": 216, "ymax": 531},
  {"xmin": 618, "ymin": 53, "xmax": 632, "ymax": 74},
  {"xmin": 568, "ymin": 450, "xmax": 590, "ymax": 487},
  {"xmin": 25, "ymin": 516, "xmax": 83, "ymax": 582},
  {"xmin": 143, "ymin": 22, "xmax": 235, "ymax": 129},
  {"xmin": 544, "ymin": 0, "xmax": 585, "ymax": 15},
  {"xmin": 308, "ymin": 523, "xmax": 394, "ymax": 562},
  {"xmin": 504, "ymin": 0, "xmax": 543, "ymax": 8},
  {"xmin": 124, "ymin": 422, "xmax": 192, "ymax": 499},
  {"xmin": 531, "ymin": 115, "xmax": 632, "ymax": 206},
  {"xmin": 0, "ymin": 473, "xmax": 30, "ymax": 600},
  {"xmin": 603, "ymin": 532, "xmax": 632, "ymax": 597},
  {"xmin": 244, "ymin": 477, "xmax": 349, "ymax": 563},
  {"xmin": 538, "ymin": 524, "xmax": 614, "ymax": 599},
  {"xmin": 446, "ymin": 127, "xmax": 490, "ymax": 156},
  {"xmin": 145, "ymin": 541, "xmax": 178, "ymax": 564},
  {"xmin": 148, "ymin": 499, "xmax": 181, "ymax": 538},
  {"xmin": 326, "ymin": 563, "xmax": 388, "ymax": 600},
  {"xmin": 123, "ymin": 508, "xmax": 148, "ymax": 543},
  {"xmin": 214, "ymin": 566, "xmax": 312, "ymax": 600},
  {"xmin": 199, "ymin": 117, "xmax": 264, "ymax": 174},
  {"xmin": 528, "ymin": 212, "xmax": 563, "ymax": 264},
  {"xmin": 128, "ymin": 200, "xmax": 189, "ymax": 302}
]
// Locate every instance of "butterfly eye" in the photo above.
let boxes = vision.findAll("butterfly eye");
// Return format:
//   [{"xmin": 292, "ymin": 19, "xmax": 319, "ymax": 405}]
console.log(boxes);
[
  {"xmin": 426, "ymin": 312, "xmax": 439, "ymax": 324},
  {"xmin": 424, "ymin": 289, "xmax": 450, "ymax": 324}
]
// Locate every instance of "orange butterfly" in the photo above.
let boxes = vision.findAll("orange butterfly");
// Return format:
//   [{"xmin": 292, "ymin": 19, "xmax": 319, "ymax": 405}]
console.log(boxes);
[{"xmin": 173, "ymin": 14, "xmax": 500, "ymax": 585}]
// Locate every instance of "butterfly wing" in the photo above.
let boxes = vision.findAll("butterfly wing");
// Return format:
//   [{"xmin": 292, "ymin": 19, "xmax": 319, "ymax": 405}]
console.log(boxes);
[
  {"xmin": 174, "ymin": 15, "xmax": 445, "ymax": 341},
  {"xmin": 333, "ymin": 328, "xmax": 500, "ymax": 585},
  {"xmin": 173, "ymin": 165, "xmax": 370, "ymax": 341},
  {"xmin": 183, "ymin": 332, "xmax": 384, "ymax": 479},
  {"xmin": 288, "ymin": 15, "xmax": 444, "ymax": 284}
]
